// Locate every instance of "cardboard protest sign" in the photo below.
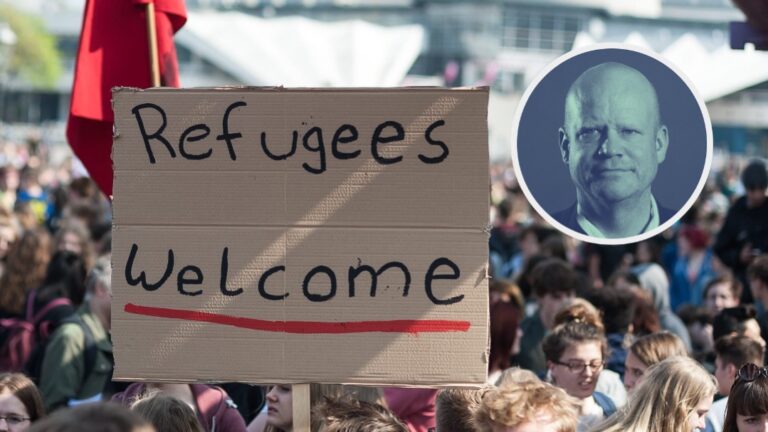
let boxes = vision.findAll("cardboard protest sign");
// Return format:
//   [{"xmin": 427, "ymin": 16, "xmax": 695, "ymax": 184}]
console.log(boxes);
[{"xmin": 111, "ymin": 87, "xmax": 489, "ymax": 386}]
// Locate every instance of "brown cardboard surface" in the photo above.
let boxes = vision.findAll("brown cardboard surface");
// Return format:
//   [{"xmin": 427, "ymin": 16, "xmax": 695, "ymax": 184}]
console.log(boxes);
[{"xmin": 111, "ymin": 87, "xmax": 489, "ymax": 386}]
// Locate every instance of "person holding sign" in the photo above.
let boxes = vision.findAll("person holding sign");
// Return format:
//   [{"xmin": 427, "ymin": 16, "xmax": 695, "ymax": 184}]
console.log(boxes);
[{"xmin": 554, "ymin": 62, "xmax": 674, "ymax": 239}]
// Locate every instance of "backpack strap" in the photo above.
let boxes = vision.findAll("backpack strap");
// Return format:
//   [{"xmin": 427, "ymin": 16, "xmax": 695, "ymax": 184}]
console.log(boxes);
[
  {"xmin": 30, "ymin": 291, "xmax": 73, "ymax": 324},
  {"xmin": 593, "ymin": 391, "xmax": 617, "ymax": 417},
  {"xmin": 60, "ymin": 314, "xmax": 98, "ymax": 379},
  {"xmin": 25, "ymin": 290, "xmax": 36, "ymax": 320}
]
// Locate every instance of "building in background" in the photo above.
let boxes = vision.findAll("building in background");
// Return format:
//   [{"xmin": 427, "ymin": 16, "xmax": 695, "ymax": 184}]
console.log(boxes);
[{"xmin": 2, "ymin": 0, "xmax": 767, "ymax": 162}]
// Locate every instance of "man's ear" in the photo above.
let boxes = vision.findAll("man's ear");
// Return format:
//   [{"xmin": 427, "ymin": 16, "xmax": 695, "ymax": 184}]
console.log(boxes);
[
  {"xmin": 559, "ymin": 127, "xmax": 570, "ymax": 164},
  {"xmin": 655, "ymin": 125, "xmax": 669, "ymax": 164},
  {"xmin": 726, "ymin": 362, "xmax": 738, "ymax": 381}
]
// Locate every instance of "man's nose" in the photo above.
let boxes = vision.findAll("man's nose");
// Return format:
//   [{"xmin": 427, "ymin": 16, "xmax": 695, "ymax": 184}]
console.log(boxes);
[{"xmin": 597, "ymin": 129, "xmax": 622, "ymax": 157}]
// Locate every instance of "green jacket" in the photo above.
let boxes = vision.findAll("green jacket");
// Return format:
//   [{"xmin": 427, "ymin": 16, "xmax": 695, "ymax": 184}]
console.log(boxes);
[
  {"xmin": 515, "ymin": 310, "xmax": 547, "ymax": 374},
  {"xmin": 39, "ymin": 303, "xmax": 113, "ymax": 411}
]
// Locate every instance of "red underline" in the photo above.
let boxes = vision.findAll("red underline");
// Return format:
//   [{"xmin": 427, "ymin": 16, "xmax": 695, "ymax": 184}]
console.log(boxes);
[{"xmin": 124, "ymin": 303, "xmax": 471, "ymax": 334}]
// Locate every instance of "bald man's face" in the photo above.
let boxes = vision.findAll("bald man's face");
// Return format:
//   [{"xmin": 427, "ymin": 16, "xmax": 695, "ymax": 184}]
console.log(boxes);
[{"xmin": 559, "ymin": 66, "xmax": 668, "ymax": 208}]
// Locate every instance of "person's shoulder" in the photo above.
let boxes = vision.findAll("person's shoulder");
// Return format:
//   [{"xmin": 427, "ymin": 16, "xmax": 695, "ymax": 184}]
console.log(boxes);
[
  {"xmin": 53, "ymin": 320, "xmax": 85, "ymax": 339},
  {"xmin": 731, "ymin": 195, "xmax": 749, "ymax": 211},
  {"xmin": 658, "ymin": 204, "xmax": 677, "ymax": 223},
  {"xmin": 551, "ymin": 203, "xmax": 580, "ymax": 232}
]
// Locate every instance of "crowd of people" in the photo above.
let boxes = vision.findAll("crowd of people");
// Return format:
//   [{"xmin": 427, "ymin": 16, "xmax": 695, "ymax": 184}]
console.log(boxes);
[{"xmin": 0, "ymin": 129, "xmax": 767, "ymax": 432}]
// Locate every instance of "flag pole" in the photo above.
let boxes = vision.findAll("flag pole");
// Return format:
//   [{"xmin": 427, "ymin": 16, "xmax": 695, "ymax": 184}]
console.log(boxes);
[{"xmin": 146, "ymin": 2, "xmax": 161, "ymax": 87}]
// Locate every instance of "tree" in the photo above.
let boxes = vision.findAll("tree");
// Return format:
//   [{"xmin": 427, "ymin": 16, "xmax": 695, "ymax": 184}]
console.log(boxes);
[{"xmin": 0, "ymin": 4, "xmax": 61, "ymax": 88}]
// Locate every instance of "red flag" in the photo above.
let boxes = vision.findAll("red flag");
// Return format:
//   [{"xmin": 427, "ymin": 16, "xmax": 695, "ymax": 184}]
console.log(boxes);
[{"xmin": 67, "ymin": 0, "xmax": 187, "ymax": 196}]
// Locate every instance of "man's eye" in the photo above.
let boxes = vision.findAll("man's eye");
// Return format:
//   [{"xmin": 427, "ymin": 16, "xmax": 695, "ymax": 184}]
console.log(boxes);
[
  {"xmin": 577, "ymin": 128, "xmax": 600, "ymax": 141},
  {"xmin": 621, "ymin": 128, "xmax": 640, "ymax": 136}
]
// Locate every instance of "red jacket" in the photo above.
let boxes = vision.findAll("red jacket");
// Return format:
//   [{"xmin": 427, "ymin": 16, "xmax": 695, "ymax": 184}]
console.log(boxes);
[{"xmin": 383, "ymin": 388, "xmax": 437, "ymax": 432}]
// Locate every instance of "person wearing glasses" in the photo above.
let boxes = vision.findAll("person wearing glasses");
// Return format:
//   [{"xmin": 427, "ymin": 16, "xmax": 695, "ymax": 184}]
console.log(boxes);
[
  {"xmin": 0, "ymin": 373, "xmax": 45, "ymax": 432},
  {"xmin": 595, "ymin": 356, "xmax": 716, "ymax": 432},
  {"xmin": 543, "ymin": 306, "xmax": 616, "ymax": 432},
  {"xmin": 723, "ymin": 363, "xmax": 768, "ymax": 432}
]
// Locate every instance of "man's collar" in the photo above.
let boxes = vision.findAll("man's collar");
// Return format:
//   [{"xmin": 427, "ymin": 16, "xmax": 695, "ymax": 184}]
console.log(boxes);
[{"xmin": 576, "ymin": 196, "xmax": 659, "ymax": 238}]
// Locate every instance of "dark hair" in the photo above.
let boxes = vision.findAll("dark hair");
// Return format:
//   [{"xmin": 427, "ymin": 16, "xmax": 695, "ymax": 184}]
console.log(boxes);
[
  {"xmin": 714, "ymin": 335, "xmax": 765, "ymax": 370},
  {"xmin": 489, "ymin": 281, "xmax": 521, "ymax": 373},
  {"xmin": 635, "ymin": 240, "xmax": 661, "ymax": 265},
  {"xmin": 54, "ymin": 220, "xmax": 95, "ymax": 271},
  {"xmin": 678, "ymin": 305, "xmax": 713, "ymax": 327},
  {"xmin": 531, "ymin": 258, "xmax": 579, "ymax": 299},
  {"xmin": 0, "ymin": 373, "xmax": 45, "ymax": 422},
  {"xmin": 28, "ymin": 402, "xmax": 150, "ymax": 432},
  {"xmin": 628, "ymin": 287, "xmax": 661, "ymax": 336},
  {"xmin": 542, "ymin": 304, "xmax": 608, "ymax": 362},
  {"xmin": 742, "ymin": 159, "xmax": 768, "ymax": 191},
  {"xmin": 131, "ymin": 394, "xmax": 203, "ymax": 432},
  {"xmin": 435, "ymin": 387, "xmax": 488, "ymax": 432},
  {"xmin": 496, "ymin": 199, "xmax": 511, "ymax": 222},
  {"xmin": 607, "ymin": 270, "xmax": 641, "ymax": 289},
  {"xmin": 516, "ymin": 254, "xmax": 548, "ymax": 299},
  {"xmin": 37, "ymin": 250, "xmax": 88, "ymax": 305},
  {"xmin": 723, "ymin": 370, "xmax": 768, "ymax": 432},
  {"xmin": 583, "ymin": 287, "xmax": 635, "ymax": 334},
  {"xmin": 703, "ymin": 274, "xmax": 743, "ymax": 303},
  {"xmin": 68, "ymin": 177, "xmax": 100, "ymax": 201},
  {"xmin": 748, "ymin": 255, "xmax": 768, "ymax": 287},
  {"xmin": 540, "ymin": 235, "xmax": 567, "ymax": 262},
  {"xmin": 713, "ymin": 306, "xmax": 758, "ymax": 341}
]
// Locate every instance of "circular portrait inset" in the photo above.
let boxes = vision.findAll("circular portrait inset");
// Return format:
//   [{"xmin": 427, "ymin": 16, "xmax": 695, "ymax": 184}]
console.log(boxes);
[{"xmin": 512, "ymin": 44, "xmax": 712, "ymax": 245}]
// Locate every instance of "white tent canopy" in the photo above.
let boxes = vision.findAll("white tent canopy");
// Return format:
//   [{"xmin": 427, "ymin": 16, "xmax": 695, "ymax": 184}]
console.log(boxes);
[
  {"xmin": 573, "ymin": 30, "xmax": 768, "ymax": 102},
  {"xmin": 176, "ymin": 11, "xmax": 425, "ymax": 87}
]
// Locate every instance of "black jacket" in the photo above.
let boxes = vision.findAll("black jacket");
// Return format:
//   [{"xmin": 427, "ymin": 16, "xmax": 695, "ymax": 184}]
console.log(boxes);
[{"xmin": 553, "ymin": 201, "xmax": 677, "ymax": 236}]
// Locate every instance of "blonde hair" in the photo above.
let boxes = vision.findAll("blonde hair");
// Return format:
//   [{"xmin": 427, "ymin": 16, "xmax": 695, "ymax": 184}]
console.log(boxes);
[
  {"xmin": 474, "ymin": 381, "xmax": 579, "ymax": 432},
  {"xmin": 629, "ymin": 331, "xmax": 688, "ymax": 367},
  {"xmin": 495, "ymin": 367, "xmax": 540, "ymax": 388},
  {"xmin": 594, "ymin": 356, "xmax": 716, "ymax": 432}
]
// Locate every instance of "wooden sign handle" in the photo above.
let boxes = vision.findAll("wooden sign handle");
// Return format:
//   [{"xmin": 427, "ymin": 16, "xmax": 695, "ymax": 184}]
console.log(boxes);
[
  {"xmin": 292, "ymin": 383, "xmax": 311, "ymax": 432},
  {"xmin": 145, "ymin": 2, "xmax": 161, "ymax": 87}
]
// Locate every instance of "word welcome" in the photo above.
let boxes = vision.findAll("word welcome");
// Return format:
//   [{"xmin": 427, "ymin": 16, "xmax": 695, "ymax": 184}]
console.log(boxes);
[
  {"xmin": 124, "ymin": 243, "xmax": 465, "ymax": 305},
  {"xmin": 131, "ymin": 102, "xmax": 450, "ymax": 174}
]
